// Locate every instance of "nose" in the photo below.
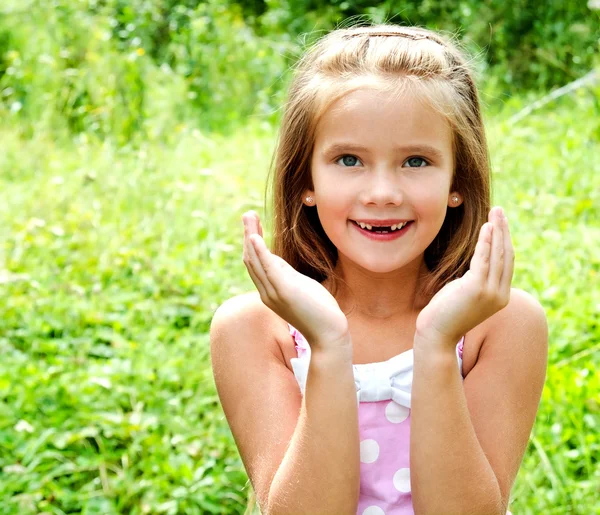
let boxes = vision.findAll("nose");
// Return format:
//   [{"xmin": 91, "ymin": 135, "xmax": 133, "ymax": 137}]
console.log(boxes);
[{"xmin": 360, "ymin": 166, "xmax": 403, "ymax": 206}]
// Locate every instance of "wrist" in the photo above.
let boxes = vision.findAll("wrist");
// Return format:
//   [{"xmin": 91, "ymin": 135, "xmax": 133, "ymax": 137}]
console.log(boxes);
[
  {"xmin": 311, "ymin": 334, "xmax": 353, "ymax": 361},
  {"xmin": 413, "ymin": 330, "xmax": 459, "ymax": 356}
]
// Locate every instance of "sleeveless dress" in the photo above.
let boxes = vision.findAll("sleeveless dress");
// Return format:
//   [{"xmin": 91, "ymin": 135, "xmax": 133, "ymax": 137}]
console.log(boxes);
[{"xmin": 288, "ymin": 323, "xmax": 513, "ymax": 515}]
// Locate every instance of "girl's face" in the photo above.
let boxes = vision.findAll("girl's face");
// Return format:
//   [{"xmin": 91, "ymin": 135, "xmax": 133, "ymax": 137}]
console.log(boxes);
[{"xmin": 307, "ymin": 87, "xmax": 460, "ymax": 275}]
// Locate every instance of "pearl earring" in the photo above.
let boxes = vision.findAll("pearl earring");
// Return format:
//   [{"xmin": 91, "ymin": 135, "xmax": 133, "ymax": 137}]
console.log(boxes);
[
  {"xmin": 451, "ymin": 195, "xmax": 460, "ymax": 205},
  {"xmin": 305, "ymin": 196, "xmax": 314, "ymax": 205}
]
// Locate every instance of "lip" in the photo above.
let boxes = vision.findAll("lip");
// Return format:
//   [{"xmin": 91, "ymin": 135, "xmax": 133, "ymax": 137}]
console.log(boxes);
[{"xmin": 350, "ymin": 219, "xmax": 413, "ymax": 241}]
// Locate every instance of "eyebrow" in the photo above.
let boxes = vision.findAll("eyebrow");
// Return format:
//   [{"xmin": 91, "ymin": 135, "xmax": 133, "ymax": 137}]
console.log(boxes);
[{"xmin": 322, "ymin": 143, "xmax": 445, "ymax": 161}]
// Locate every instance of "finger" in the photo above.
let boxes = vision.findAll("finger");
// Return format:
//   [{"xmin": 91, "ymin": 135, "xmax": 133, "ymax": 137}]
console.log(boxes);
[
  {"xmin": 242, "ymin": 215, "xmax": 266, "ymax": 297},
  {"xmin": 250, "ymin": 233, "xmax": 284, "ymax": 297},
  {"xmin": 254, "ymin": 211, "xmax": 264, "ymax": 238},
  {"xmin": 243, "ymin": 214, "xmax": 275, "ymax": 299},
  {"xmin": 244, "ymin": 249, "xmax": 269, "ymax": 299},
  {"xmin": 487, "ymin": 207, "xmax": 505, "ymax": 288},
  {"xmin": 245, "ymin": 210, "xmax": 263, "ymax": 238},
  {"xmin": 499, "ymin": 213, "xmax": 515, "ymax": 296},
  {"xmin": 469, "ymin": 222, "xmax": 493, "ymax": 281}
]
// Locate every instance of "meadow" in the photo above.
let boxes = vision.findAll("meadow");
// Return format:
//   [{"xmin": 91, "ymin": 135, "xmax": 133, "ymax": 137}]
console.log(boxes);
[{"xmin": 1, "ymin": 75, "xmax": 599, "ymax": 514}]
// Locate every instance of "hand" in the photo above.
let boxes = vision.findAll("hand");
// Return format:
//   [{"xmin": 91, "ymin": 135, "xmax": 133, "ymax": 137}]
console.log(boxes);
[
  {"xmin": 415, "ymin": 206, "xmax": 514, "ymax": 348},
  {"xmin": 242, "ymin": 211, "xmax": 350, "ymax": 350}
]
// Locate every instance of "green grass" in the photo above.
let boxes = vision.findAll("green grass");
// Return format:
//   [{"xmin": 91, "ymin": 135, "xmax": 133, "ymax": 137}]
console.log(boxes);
[{"xmin": 0, "ymin": 89, "xmax": 599, "ymax": 513}]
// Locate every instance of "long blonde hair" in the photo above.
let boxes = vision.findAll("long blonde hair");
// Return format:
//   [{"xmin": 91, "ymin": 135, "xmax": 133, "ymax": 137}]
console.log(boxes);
[
  {"xmin": 246, "ymin": 22, "xmax": 491, "ymax": 514},
  {"xmin": 267, "ymin": 23, "xmax": 490, "ymax": 302}
]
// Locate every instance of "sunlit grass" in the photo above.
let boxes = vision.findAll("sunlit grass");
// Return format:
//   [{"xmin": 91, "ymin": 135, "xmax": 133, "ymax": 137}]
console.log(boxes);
[{"xmin": 0, "ymin": 89, "xmax": 599, "ymax": 513}]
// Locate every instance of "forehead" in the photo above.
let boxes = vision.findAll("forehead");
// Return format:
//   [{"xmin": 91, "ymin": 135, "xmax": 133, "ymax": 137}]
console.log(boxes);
[{"xmin": 313, "ymin": 87, "xmax": 453, "ymax": 154}]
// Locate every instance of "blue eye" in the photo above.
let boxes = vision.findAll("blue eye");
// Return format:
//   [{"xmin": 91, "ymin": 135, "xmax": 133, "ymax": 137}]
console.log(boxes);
[
  {"xmin": 336, "ymin": 155, "xmax": 362, "ymax": 167},
  {"xmin": 404, "ymin": 157, "xmax": 428, "ymax": 168}
]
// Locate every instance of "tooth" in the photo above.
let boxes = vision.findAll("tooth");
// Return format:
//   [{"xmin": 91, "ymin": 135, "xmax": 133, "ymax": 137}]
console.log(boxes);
[
  {"xmin": 366, "ymin": 224, "xmax": 372, "ymax": 230},
  {"xmin": 359, "ymin": 222, "xmax": 366, "ymax": 229},
  {"xmin": 391, "ymin": 224, "xmax": 397, "ymax": 230}
]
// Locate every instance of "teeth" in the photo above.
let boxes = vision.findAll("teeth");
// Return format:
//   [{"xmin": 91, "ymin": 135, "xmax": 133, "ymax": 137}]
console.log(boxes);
[{"xmin": 356, "ymin": 221, "xmax": 408, "ymax": 231}]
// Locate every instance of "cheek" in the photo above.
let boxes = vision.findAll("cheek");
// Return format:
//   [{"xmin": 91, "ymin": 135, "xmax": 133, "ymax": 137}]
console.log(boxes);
[
  {"xmin": 316, "ymin": 194, "xmax": 352, "ymax": 231},
  {"xmin": 416, "ymin": 180, "xmax": 448, "ymax": 207},
  {"xmin": 314, "ymin": 174, "xmax": 354, "ymax": 216},
  {"xmin": 413, "ymin": 181, "xmax": 451, "ymax": 228},
  {"xmin": 313, "ymin": 187, "xmax": 355, "ymax": 243}
]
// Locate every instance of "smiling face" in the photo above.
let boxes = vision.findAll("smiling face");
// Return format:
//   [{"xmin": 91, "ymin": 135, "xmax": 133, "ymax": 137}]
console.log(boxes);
[{"xmin": 306, "ymin": 86, "xmax": 461, "ymax": 276}]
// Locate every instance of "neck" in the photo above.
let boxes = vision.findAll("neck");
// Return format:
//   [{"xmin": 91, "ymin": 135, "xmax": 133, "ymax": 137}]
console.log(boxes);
[{"xmin": 324, "ymin": 256, "xmax": 429, "ymax": 321}]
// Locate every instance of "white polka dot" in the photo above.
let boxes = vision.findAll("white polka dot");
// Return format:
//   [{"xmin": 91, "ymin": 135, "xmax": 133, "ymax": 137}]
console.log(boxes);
[
  {"xmin": 360, "ymin": 439, "xmax": 380, "ymax": 463},
  {"xmin": 393, "ymin": 468, "xmax": 411, "ymax": 492},
  {"xmin": 385, "ymin": 401, "xmax": 409, "ymax": 423},
  {"xmin": 362, "ymin": 506, "xmax": 385, "ymax": 515}
]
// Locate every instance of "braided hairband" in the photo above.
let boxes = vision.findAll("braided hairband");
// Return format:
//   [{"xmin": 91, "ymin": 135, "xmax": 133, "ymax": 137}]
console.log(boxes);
[{"xmin": 342, "ymin": 31, "xmax": 443, "ymax": 44}]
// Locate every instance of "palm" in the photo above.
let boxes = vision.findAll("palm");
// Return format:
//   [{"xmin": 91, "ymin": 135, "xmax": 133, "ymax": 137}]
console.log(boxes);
[
  {"xmin": 416, "ymin": 272, "xmax": 487, "ymax": 343},
  {"xmin": 266, "ymin": 256, "xmax": 349, "ymax": 345},
  {"xmin": 242, "ymin": 211, "xmax": 349, "ymax": 348},
  {"xmin": 416, "ymin": 208, "xmax": 515, "ymax": 346}
]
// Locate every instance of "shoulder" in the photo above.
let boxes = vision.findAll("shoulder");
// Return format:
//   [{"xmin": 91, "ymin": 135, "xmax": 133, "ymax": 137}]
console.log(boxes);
[
  {"xmin": 476, "ymin": 287, "xmax": 548, "ymax": 368},
  {"xmin": 211, "ymin": 291, "xmax": 263, "ymax": 328},
  {"xmin": 505, "ymin": 287, "xmax": 546, "ymax": 322},
  {"xmin": 464, "ymin": 288, "xmax": 547, "ymax": 375},
  {"xmin": 210, "ymin": 291, "xmax": 290, "ymax": 362},
  {"xmin": 209, "ymin": 292, "xmax": 303, "ymax": 509},
  {"xmin": 485, "ymin": 287, "xmax": 548, "ymax": 345},
  {"xmin": 211, "ymin": 291, "xmax": 274, "ymax": 333},
  {"xmin": 463, "ymin": 289, "xmax": 548, "ymax": 506}
]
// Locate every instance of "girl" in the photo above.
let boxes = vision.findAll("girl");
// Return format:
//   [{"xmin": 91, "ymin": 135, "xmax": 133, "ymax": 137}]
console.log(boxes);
[{"xmin": 210, "ymin": 24, "xmax": 548, "ymax": 515}]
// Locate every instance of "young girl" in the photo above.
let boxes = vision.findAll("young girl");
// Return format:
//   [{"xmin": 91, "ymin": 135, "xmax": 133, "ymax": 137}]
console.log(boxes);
[{"xmin": 210, "ymin": 24, "xmax": 548, "ymax": 515}]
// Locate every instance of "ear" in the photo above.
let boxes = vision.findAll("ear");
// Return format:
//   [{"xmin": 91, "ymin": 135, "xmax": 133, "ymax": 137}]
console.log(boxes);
[
  {"xmin": 302, "ymin": 189, "xmax": 316, "ymax": 206},
  {"xmin": 448, "ymin": 191, "xmax": 463, "ymax": 208}
]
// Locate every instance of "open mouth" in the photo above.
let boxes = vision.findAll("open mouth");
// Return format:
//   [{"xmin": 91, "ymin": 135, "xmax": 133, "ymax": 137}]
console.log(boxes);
[{"xmin": 350, "ymin": 219, "xmax": 413, "ymax": 234}]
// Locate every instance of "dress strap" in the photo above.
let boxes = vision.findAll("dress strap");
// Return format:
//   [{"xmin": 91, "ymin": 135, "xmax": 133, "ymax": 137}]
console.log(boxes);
[
  {"xmin": 288, "ymin": 323, "xmax": 310, "ymax": 359},
  {"xmin": 457, "ymin": 336, "xmax": 464, "ymax": 359},
  {"xmin": 290, "ymin": 322, "xmax": 464, "ymax": 377}
]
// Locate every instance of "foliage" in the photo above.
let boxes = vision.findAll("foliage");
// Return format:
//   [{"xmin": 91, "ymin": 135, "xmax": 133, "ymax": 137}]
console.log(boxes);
[
  {"xmin": 0, "ymin": 1, "xmax": 599, "ymax": 512},
  {"xmin": 0, "ymin": 120, "xmax": 274, "ymax": 513},
  {"xmin": 0, "ymin": 0, "xmax": 291, "ymax": 143},
  {"xmin": 0, "ymin": 88, "xmax": 599, "ymax": 511},
  {"xmin": 249, "ymin": 0, "xmax": 600, "ymax": 91},
  {"xmin": 1, "ymin": 1, "xmax": 599, "ymax": 144}
]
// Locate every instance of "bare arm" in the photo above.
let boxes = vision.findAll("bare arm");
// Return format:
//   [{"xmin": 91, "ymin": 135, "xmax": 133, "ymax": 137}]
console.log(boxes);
[
  {"xmin": 410, "ymin": 289, "xmax": 547, "ymax": 514},
  {"xmin": 411, "ymin": 343, "xmax": 504, "ymax": 514},
  {"xmin": 267, "ymin": 343, "xmax": 360, "ymax": 514},
  {"xmin": 410, "ymin": 208, "xmax": 547, "ymax": 514},
  {"xmin": 218, "ymin": 210, "xmax": 361, "ymax": 513},
  {"xmin": 210, "ymin": 295, "xmax": 360, "ymax": 515}
]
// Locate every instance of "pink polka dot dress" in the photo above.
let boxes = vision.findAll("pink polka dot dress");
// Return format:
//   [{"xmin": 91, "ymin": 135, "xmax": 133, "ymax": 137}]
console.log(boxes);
[{"xmin": 288, "ymin": 323, "xmax": 513, "ymax": 515}]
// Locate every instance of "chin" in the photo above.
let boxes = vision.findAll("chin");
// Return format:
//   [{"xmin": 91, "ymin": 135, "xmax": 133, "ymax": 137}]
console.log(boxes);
[{"xmin": 354, "ymin": 257, "xmax": 412, "ymax": 275}]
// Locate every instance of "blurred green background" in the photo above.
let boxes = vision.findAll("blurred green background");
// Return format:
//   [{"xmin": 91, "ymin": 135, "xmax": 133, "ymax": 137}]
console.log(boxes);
[{"xmin": 0, "ymin": 0, "xmax": 599, "ymax": 513}]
